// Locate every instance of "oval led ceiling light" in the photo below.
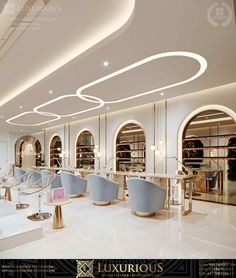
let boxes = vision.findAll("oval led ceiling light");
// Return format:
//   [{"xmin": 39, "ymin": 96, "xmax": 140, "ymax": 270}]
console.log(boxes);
[{"xmin": 6, "ymin": 51, "xmax": 207, "ymax": 126}]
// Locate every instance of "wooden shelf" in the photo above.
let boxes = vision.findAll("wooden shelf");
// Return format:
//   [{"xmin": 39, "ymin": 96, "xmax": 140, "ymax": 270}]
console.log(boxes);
[
  {"xmin": 183, "ymin": 146, "xmax": 236, "ymax": 151},
  {"xmin": 183, "ymin": 157, "xmax": 236, "ymax": 161},
  {"xmin": 183, "ymin": 134, "xmax": 236, "ymax": 141},
  {"xmin": 116, "ymin": 141, "xmax": 145, "ymax": 146},
  {"xmin": 77, "ymin": 158, "xmax": 94, "ymax": 160},
  {"xmin": 76, "ymin": 145, "xmax": 94, "ymax": 149},
  {"xmin": 116, "ymin": 157, "xmax": 145, "ymax": 160},
  {"xmin": 116, "ymin": 149, "xmax": 145, "ymax": 153}
]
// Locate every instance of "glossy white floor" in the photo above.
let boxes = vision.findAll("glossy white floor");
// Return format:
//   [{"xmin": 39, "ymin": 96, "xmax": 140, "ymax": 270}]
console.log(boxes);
[{"xmin": 0, "ymin": 189, "xmax": 236, "ymax": 259}]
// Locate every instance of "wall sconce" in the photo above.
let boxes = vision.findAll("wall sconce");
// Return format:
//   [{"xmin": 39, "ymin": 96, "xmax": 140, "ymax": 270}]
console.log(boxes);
[
  {"xmin": 97, "ymin": 152, "xmax": 101, "ymax": 158},
  {"xmin": 150, "ymin": 145, "xmax": 156, "ymax": 151},
  {"xmin": 150, "ymin": 145, "xmax": 161, "ymax": 156},
  {"xmin": 93, "ymin": 145, "xmax": 99, "ymax": 153}
]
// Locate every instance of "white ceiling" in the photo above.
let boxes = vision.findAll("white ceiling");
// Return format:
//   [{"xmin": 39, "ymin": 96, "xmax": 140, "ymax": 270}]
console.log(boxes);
[{"xmin": 0, "ymin": 0, "xmax": 235, "ymax": 132}]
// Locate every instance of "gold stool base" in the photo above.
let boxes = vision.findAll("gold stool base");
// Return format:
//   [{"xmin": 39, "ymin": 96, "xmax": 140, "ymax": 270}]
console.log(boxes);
[
  {"xmin": 93, "ymin": 201, "xmax": 111, "ymax": 206},
  {"xmin": 27, "ymin": 212, "xmax": 52, "ymax": 221},
  {"xmin": 16, "ymin": 203, "xmax": 29, "ymax": 210},
  {"xmin": 4, "ymin": 188, "xmax": 12, "ymax": 202},
  {"xmin": 135, "ymin": 211, "xmax": 155, "ymax": 217},
  {"xmin": 53, "ymin": 205, "xmax": 64, "ymax": 229}
]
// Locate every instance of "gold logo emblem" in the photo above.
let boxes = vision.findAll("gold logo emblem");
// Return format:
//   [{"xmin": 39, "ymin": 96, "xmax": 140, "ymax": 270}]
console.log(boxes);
[{"xmin": 76, "ymin": 260, "xmax": 94, "ymax": 278}]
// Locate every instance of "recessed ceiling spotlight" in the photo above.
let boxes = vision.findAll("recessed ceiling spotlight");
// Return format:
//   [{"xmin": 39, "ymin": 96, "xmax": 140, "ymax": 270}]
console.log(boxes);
[
  {"xmin": 19, "ymin": 105, "xmax": 23, "ymax": 109},
  {"xmin": 160, "ymin": 92, "xmax": 165, "ymax": 96},
  {"xmin": 103, "ymin": 61, "xmax": 109, "ymax": 67},
  {"xmin": 72, "ymin": 116, "xmax": 76, "ymax": 119},
  {"xmin": 49, "ymin": 90, "xmax": 53, "ymax": 94},
  {"xmin": 106, "ymin": 107, "xmax": 110, "ymax": 110},
  {"xmin": 0, "ymin": 115, "xmax": 4, "ymax": 119}
]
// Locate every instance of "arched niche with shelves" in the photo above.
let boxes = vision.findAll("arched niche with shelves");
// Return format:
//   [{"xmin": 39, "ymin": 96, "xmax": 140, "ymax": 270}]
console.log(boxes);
[
  {"xmin": 76, "ymin": 131, "xmax": 95, "ymax": 169},
  {"xmin": 183, "ymin": 109, "xmax": 236, "ymax": 205},
  {"xmin": 116, "ymin": 123, "xmax": 146, "ymax": 172},
  {"xmin": 50, "ymin": 135, "xmax": 62, "ymax": 167},
  {"xmin": 183, "ymin": 109, "xmax": 236, "ymax": 170}
]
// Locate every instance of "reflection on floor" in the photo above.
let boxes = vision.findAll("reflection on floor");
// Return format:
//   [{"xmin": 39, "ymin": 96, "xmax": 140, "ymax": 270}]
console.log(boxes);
[
  {"xmin": 0, "ymin": 189, "xmax": 236, "ymax": 259},
  {"xmin": 193, "ymin": 180, "xmax": 236, "ymax": 205}
]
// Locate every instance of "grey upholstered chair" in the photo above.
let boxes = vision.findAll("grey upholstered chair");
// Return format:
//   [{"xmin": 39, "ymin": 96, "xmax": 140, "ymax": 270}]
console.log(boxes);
[
  {"xmin": 87, "ymin": 174, "xmax": 119, "ymax": 205},
  {"xmin": 15, "ymin": 167, "xmax": 27, "ymax": 182},
  {"xmin": 127, "ymin": 178, "xmax": 166, "ymax": 217},
  {"xmin": 40, "ymin": 170, "xmax": 53, "ymax": 187},
  {"xmin": 40, "ymin": 170, "xmax": 62, "ymax": 189},
  {"xmin": 60, "ymin": 171, "xmax": 86, "ymax": 197},
  {"xmin": 28, "ymin": 171, "xmax": 42, "ymax": 187}
]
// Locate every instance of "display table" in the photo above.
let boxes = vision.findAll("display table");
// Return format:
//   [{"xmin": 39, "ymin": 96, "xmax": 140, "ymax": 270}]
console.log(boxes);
[{"xmin": 44, "ymin": 198, "xmax": 72, "ymax": 229}]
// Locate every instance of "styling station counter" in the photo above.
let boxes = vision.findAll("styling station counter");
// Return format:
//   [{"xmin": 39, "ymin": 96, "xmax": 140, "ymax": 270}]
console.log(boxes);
[{"xmin": 31, "ymin": 166, "xmax": 193, "ymax": 216}]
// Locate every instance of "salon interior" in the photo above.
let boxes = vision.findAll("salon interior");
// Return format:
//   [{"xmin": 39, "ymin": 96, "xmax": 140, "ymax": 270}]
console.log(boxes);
[{"xmin": 0, "ymin": 0, "xmax": 236, "ymax": 259}]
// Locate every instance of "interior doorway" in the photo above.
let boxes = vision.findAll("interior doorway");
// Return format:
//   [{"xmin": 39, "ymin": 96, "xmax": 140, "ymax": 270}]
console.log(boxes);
[{"xmin": 15, "ymin": 136, "xmax": 43, "ymax": 168}]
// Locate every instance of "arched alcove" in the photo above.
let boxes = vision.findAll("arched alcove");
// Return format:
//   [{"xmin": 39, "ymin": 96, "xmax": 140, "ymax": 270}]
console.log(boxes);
[
  {"xmin": 181, "ymin": 107, "xmax": 236, "ymax": 205},
  {"xmin": 115, "ymin": 122, "xmax": 146, "ymax": 172},
  {"xmin": 15, "ymin": 136, "xmax": 42, "ymax": 167},
  {"xmin": 76, "ymin": 130, "xmax": 95, "ymax": 169},
  {"xmin": 50, "ymin": 135, "xmax": 62, "ymax": 167}
]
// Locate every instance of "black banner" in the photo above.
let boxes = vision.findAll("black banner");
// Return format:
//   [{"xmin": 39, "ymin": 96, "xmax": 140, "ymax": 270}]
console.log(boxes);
[{"xmin": 0, "ymin": 259, "xmax": 235, "ymax": 277}]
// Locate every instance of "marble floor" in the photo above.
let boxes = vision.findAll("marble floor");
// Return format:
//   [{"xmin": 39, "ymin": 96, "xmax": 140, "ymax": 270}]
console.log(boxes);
[{"xmin": 1, "ymin": 189, "xmax": 236, "ymax": 259}]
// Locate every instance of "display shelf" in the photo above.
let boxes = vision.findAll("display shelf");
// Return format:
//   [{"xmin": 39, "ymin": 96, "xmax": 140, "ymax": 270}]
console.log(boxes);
[
  {"xmin": 183, "ymin": 146, "xmax": 236, "ymax": 151},
  {"xmin": 76, "ymin": 145, "xmax": 94, "ymax": 149},
  {"xmin": 183, "ymin": 134, "xmax": 236, "ymax": 141},
  {"xmin": 183, "ymin": 157, "xmax": 236, "ymax": 161},
  {"xmin": 116, "ymin": 123, "xmax": 146, "ymax": 172},
  {"xmin": 77, "ymin": 157, "xmax": 94, "ymax": 160},
  {"xmin": 116, "ymin": 141, "xmax": 145, "ymax": 146},
  {"xmin": 50, "ymin": 136, "xmax": 62, "ymax": 167},
  {"xmin": 116, "ymin": 149, "xmax": 145, "ymax": 153},
  {"xmin": 76, "ymin": 131, "xmax": 95, "ymax": 169},
  {"xmin": 116, "ymin": 157, "xmax": 145, "ymax": 160}
]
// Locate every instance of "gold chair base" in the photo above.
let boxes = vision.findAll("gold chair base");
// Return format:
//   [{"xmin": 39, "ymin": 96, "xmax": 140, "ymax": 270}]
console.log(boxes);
[
  {"xmin": 27, "ymin": 212, "xmax": 52, "ymax": 221},
  {"xmin": 53, "ymin": 205, "xmax": 64, "ymax": 229},
  {"xmin": 68, "ymin": 194, "xmax": 81, "ymax": 198},
  {"xmin": 135, "ymin": 211, "xmax": 155, "ymax": 217},
  {"xmin": 4, "ymin": 187, "xmax": 12, "ymax": 201},
  {"xmin": 93, "ymin": 201, "xmax": 111, "ymax": 206},
  {"xmin": 16, "ymin": 203, "xmax": 29, "ymax": 210}
]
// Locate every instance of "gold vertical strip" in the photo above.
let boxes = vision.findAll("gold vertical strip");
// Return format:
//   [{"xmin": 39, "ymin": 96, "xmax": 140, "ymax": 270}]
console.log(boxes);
[
  {"xmin": 43, "ymin": 128, "xmax": 46, "ymax": 166},
  {"xmin": 234, "ymin": 0, "xmax": 236, "ymax": 24},
  {"xmin": 98, "ymin": 116, "xmax": 101, "ymax": 170},
  {"xmin": 105, "ymin": 114, "xmax": 108, "ymax": 167},
  {"xmin": 68, "ymin": 123, "xmax": 71, "ymax": 167},
  {"xmin": 64, "ymin": 124, "xmax": 66, "ymax": 168},
  {"xmin": 164, "ymin": 100, "xmax": 168, "ymax": 174},
  {"xmin": 153, "ymin": 102, "xmax": 156, "ymax": 173}
]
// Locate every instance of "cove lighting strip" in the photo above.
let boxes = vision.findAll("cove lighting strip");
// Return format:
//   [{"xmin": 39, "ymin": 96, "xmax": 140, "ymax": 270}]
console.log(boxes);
[{"xmin": 6, "ymin": 51, "xmax": 207, "ymax": 126}]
